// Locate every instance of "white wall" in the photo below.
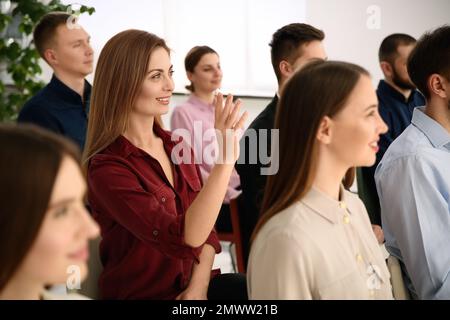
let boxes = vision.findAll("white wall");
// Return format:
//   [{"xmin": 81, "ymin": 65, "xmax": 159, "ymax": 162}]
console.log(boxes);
[
  {"xmin": 37, "ymin": 0, "xmax": 449, "ymax": 126},
  {"xmin": 43, "ymin": 0, "xmax": 450, "ymax": 89},
  {"xmin": 43, "ymin": 0, "xmax": 450, "ymax": 90},
  {"xmin": 163, "ymin": 94, "xmax": 271, "ymax": 129},
  {"xmin": 55, "ymin": 0, "xmax": 306, "ymax": 97},
  {"xmin": 307, "ymin": 0, "xmax": 450, "ymax": 84}
]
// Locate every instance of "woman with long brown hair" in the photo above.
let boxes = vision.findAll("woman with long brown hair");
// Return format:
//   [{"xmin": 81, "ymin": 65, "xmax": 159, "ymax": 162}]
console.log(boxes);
[
  {"xmin": 0, "ymin": 124, "xmax": 99, "ymax": 300},
  {"xmin": 83, "ymin": 30, "xmax": 247, "ymax": 300},
  {"xmin": 247, "ymin": 60, "xmax": 393, "ymax": 299}
]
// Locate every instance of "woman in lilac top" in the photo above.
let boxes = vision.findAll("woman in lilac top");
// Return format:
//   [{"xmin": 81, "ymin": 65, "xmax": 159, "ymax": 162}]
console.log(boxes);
[{"xmin": 171, "ymin": 46, "xmax": 241, "ymax": 233}]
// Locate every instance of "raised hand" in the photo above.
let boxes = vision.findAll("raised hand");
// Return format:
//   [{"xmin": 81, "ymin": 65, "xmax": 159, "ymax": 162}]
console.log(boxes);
[{"xmin": 214, "ymin": 93, "xmax": 248, "ymax": 165}]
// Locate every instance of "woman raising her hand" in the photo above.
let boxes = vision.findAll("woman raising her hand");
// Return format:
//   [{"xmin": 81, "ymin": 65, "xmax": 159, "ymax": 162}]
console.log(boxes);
[{"xmin": 83, "ymin": 30, "xmax": 247, "ymax": 300}]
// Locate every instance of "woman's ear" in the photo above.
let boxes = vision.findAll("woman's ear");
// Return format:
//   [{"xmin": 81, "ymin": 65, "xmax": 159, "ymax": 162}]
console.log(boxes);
[
  {"xmin": 316, "ymin": 116, "xmax": 333, "ymax": 144},
  {"xmin": 187, "ymin": 71, "xmax": 194, "ymax": 82}
]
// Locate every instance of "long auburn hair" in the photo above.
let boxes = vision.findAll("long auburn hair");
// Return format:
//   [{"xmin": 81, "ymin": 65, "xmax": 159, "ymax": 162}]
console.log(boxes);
[
  {"xmin": 0, "ymin": 124, "xmax": 80, "ymax": 292},
  {"xmin": 83, "ymin": 29, "xmax": 169, "ymax": 168},
  {"xmin": 252, "ymin": 60, "xmax": 369, "ymax": 240}
]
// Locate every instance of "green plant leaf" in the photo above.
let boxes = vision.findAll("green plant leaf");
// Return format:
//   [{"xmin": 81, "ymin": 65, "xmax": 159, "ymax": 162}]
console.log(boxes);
[
  {"xmin": 0, "ymin": 14, "xmax": 12, "ymax": 32},
  {"xmin": 6, "ymin": 41, "xmax": 21, "ymax": 60}
]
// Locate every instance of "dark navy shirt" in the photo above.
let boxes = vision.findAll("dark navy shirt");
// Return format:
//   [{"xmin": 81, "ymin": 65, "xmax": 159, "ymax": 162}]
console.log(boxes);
[
  {"xmin": 361, "ymin": 80, "xmax": 425, "ymax": 225},
  {"xmin": 376, "ymin": 80, "xmax": 426, "ymax": 154},
  {"xmin": 235, "ymin": 94, "xmax": 278, "ymax": 264},
  {"xmin": 18, "ymin": 74, "xmax": 91, "ymax": 151}
]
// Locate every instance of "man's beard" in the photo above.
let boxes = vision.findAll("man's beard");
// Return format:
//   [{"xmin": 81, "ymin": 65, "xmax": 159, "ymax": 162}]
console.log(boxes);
[{"xmin": 392, "ymin": 66, "xmax": 416, "ymax": 91}]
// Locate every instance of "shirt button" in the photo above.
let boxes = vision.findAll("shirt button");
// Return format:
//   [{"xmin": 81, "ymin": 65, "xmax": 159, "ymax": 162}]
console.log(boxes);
[
  {"xmin": 161, "ymin": 197, "xmax": 166, "ymax": 203},
  {"xmin": 356, "ymin": 254, "xmax": 363, "ymax": 262},
  {"xmin": 343, "ymin": 214, "xmax": 350, "ymax": 224},
  {"xmin": 153, "ymin": 230, "xmax": 159, "ymax": 237},
  {"xmin": 339, "ymin": 201, "xmax": 347, "ymax": 209}
]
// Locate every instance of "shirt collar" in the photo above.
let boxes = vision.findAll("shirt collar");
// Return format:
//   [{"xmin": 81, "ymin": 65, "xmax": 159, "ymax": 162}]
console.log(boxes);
[
  {"xmin": 411, "ymin": 107, "xmax": 450, "ymax": 149},
  {"xmin": 301, "ymin": 185, "xmax": 358, "ymax": 224},
  {"xmin": 378, "ymin": 80, "xmax": 420, "ymax": 104},
  {"xmin": 187, "ymin": 94, "xmax": 214, "ymax": 112},
  {"xmin": 111, "ymin": 124, "xmax": 177, "ymax": 158},
  {"xmin": 109, "ymin": 124, "xmax": 197, "ymax": 183},
  {"xmin": 48, "ymin": 74, "xmax": 92, "ymax": 107}
]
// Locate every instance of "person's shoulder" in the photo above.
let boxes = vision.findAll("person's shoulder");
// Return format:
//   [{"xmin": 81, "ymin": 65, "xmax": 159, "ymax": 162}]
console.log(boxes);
[
  {"xmin": 379, "ymin": 125, "xmax": 423, "ymax": 162},
  {"xmin": 17, "ymin": 105, "xmax": 58, "ymax": 129},
  {"xmin": 18, "ymin": 90, "xmax": 50, "ymax": 116},
  {"xmin": 172, "ymin": 102, "xmax": 192, "ymax": 113},
  {"xmin": 173, "ymin": 96, "xmax": 202, "ymax": 112},
  {"xmin": 259, "ymin": 203, "xmax": 313, "ymax": 242},
  {"xmin": 246, "ymin": 97, "xmax": 275, "ymax": 126},
  {"xmin": 248, "ymin": 110, "xmax": 273, "ymax": 131},
  {"xmin": 18, "ymin": 82, "xmax": 59, "ymax": 116},
  {"xmin": 376, "ymin": 82, "xmax": 401, "ymax": 108},
  {"xmin": 88, "ymin": 140, "xmax": 132, "ymax": 171},
  {"xmin": 251, "ymin": 204, "xmax": 321, "ymax": 267},
  {"xmin": 377, "ymin": 126, "xmax": 438, "ymax": 180},
  {"xmin": 41, "ymin": 289, "xmax": 91, "ymax": 300},
  {"xmin": 87, "ymin": 152, "xmax": 135, "ymax": 187},
  {"xmin": 171, "ymin": 102, "xmax": 195, "ymax": 122},
  {"xmin": 89, "ymin": 148, "xmax": 126, "ymax": 166}
]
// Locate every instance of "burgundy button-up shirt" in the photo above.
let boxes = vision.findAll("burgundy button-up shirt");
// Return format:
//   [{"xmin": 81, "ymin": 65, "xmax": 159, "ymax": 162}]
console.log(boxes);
[{"xmin": 87, "ymin": 125, "xmax": 221, "ymax": 299}]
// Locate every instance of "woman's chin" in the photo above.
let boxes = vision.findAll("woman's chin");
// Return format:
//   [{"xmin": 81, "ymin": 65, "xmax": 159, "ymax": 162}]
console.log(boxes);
[{"xmin": 357, "ymin": 156, "xmax": 377, "ymax": 168}]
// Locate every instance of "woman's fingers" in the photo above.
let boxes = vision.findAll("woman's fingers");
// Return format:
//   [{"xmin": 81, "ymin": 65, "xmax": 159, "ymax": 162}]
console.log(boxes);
[
  {"xmin": 214, "ymin": 93, "xmax": 223, "ymax": 124},
  {"xmin": 212, "ymin": 93, "xmax": 247, "ymax": 164},
  {"xmin": 221, "ymin": 94, "xmax": 233, "ymax": 124},
  {"xmin": 226, "ymin": 99, "xmax": 242, "ymax": 128},
  {"xmin": 214, "ymin": 93, "xmax": 247, "ymax": 139},
  {"xmin": 234, "ymin": 111, "xmax": 248, "ymax": 131}
]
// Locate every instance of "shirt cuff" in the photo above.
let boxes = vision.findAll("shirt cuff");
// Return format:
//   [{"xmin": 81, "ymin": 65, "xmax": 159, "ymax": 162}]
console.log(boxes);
[{"xmin": 206, "ymin": 228, "xmax": 222, "ymax": 254}]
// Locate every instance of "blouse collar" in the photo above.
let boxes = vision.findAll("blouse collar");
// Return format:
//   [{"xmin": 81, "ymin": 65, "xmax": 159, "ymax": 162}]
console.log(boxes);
[{"xmin": 301, "ymin": 185, "xmax": 359, "ymax": 224}]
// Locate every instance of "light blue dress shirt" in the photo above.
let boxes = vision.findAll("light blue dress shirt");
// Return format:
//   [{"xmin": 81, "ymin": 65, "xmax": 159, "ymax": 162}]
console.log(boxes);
[{"xmin": 375, "ymin": 106, "xmax": 450, "ymax": 300}]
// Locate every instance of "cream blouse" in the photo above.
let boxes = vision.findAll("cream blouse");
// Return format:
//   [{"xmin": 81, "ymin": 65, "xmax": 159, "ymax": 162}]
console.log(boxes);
[
  {"xmin": 247, "ymin": 186, "xmax": 393, "ymax": 300},
  {"xmin": 41, "ymin": 289, "xmax": 90, "ymax": 300}
]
